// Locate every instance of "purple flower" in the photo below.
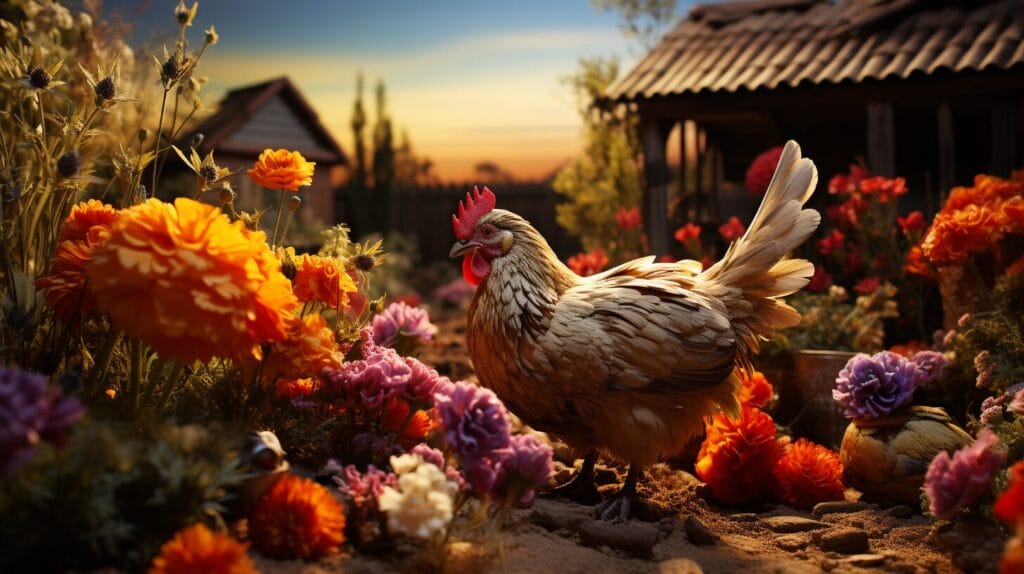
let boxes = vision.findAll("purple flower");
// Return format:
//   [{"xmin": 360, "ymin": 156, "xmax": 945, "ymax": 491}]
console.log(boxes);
[
  {"xmin": 323, "ymin": 345, "xmax": 411, "ymax": 410},
  {"xmin": 834, "ymin": 351, "xmax": 921, "ymax": 419},
  {"xmin": 402, "ymin": 357, "xmax": 451, "ymax": 406},
  {"xmin": 335, "ymin": 463, "xmax": 397, "ymax": 517},
  {"xmin": 0, "ymin": 366, "xmax": 84, "ymax": 474},
  {"xmin": 911, "ymin": 351, "xmax": 948, "ymax": 385},
  {"xmin": 411, "ymin": 444, "xmax": 465, "ymax": 489},
  {"xmin": 433, "ymin": 277, "xmax": 476, "ymax": 305},
  {"xmin": 924, "ymin": 429, "xmax": 1005, "ymax": 520},
  {"xmin": 980, "ymin": 395, "xmax": 1007, "ymax": 427},
  {"xmin": 371, "ymin": 302, "xmax": 437, "ymax": 349},
  {"xmin": 492, "ymin": 434, "xmax": 554, "ymax": 507},
  {"xmin": 462, "ymin": 455, "xmax": 501, "ymax": 496},
  {"xmin": 434, "ymin": 382, "xmax": 511, "ymax": 462}
]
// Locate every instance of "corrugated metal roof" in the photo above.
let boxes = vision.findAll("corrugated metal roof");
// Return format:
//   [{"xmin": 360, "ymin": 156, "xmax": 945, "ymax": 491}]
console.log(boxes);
[{"xmin": 606, "ymin": 0, "xmax": 1024, "ymax": 101}]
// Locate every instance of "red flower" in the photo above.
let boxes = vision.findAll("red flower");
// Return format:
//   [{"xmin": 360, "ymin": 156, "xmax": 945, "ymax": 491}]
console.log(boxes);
[
  {"xmin": 395, "ymin": 293, "xmax": 422, "ymax": 308},
  {"xmin": 615, "ymin": 207, "xmax": 641, "ymax": 231},
  {"xmin": 888, "ymin": 342, "xmax": 928, "ymax": 358},
  {"xmin": 567, "ymin": 248, "xmax": 609, "ymax": 277},
  {"xmin": 860, "ymin": 176, "xmax": 908, "ymax": 202},
  {"xmin": 904, "ymin": 246, "xmax": 934, "ymax": 279},
  {"xmin": 276, "ymin": 378, "xmax": 315, "ymax": 401},
  {"xmin": 771, "ymin": 439, "xmax": 845, "ymax": 510},
  {"xmin": 737, "ymin": 370, "xmax": 773, "ymax": 408},
  {"xmin": 657, "ymin": 255, "xmax": 677, "ymax": 263},
  {"xmin": 837, "ymin": 194, "xmax": 869, "ymax": 228},
  {"xmin": 853, "ymin": 277, "xmax": 880, "ymax": 295},
  {"xmin": 674, "ymin": 223, "xmax": 702, "ymax": 243},
  {"xmin": 718, "ymin": 216, "xmax": 746, "ymax": 242},
  {"xmin": 816, "ymin": 229, "xmax": 845, "ymax": 256},
  {"xmin": 996, "ymin": 461, "xmax": 1024, "ymax": 528},
  {"xmin": 898, "ymin": 211, "xmax": 926, "ymax": 234},
  {"xmin": 745, "ymin": 146, "xmax": 783, "ymax": 196},
  {"xmin": 828, "ymin": 164, "xmax": 871, "ymax": 195},
  {"xmin": 1006, "ymin": 256, "xmax": 1024, "ymax": 277},
  {"xmin": 806, "ymin": 265, "xmax": 832, "ymax": 293},
  {"xmin": 695, "ymin": 405, "xmax": 783, "ymax": 503},
  {"xmin": 843, "ymin": 250, "xmax": 863, "ymax": 275},
  {"xmin": 381, "ymin": 398, "xmax": 433, "ymax": 449}
]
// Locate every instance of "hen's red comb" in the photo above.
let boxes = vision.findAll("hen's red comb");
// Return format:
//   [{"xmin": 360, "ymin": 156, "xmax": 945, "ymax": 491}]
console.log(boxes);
[{"xmin": 452, "ymin": 186, "xmax": 496, "ymax": 240}]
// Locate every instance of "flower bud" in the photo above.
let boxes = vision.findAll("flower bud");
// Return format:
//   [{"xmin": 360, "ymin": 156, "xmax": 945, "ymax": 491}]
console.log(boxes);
[
  {"xmin": 56, "ymin": 151, "xmax": 81, "ymax": 178},
  {"xmin": 27, "ymin": 66, "xmax": 50, "ymax": 89},
  {"xmin": 219, "ymin": 183, "xmax": 235, "ymax": 204},
  {"xmin": 287, "ymin": 195, "xmax": 301, "ymax": 213},
  {"xmin": 205, "ymin": 25, "xmax": 219, "ymax": 45},
  {"xmin": 138, "ymin": 127, "xmax": 151, "ymax": 144}
]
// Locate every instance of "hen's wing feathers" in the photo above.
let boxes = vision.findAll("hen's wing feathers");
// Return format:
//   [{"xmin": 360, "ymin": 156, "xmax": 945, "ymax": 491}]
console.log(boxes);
[{"xmin": 528, "ymin": 264, "xmax": 737, "ymax": 396}]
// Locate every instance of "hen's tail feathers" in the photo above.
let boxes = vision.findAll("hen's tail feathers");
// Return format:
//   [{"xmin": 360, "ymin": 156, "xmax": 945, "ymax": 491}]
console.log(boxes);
[{"xmin": 694, "ymin": 140, "xmax": 820, "ymax": 369}]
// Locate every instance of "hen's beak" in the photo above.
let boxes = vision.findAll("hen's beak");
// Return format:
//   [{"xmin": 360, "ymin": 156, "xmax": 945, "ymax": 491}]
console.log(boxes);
[{"xmin": 449, "ymin": 240, "xmax": 479, "ymax": 258}]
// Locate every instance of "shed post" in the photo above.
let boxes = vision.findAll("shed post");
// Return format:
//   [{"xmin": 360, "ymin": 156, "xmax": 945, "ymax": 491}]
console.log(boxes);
[
  {"xmin": 867, "ymin": 102, "xmax": 895, "ymax": 177},
  {"xmin": 937, "ymin": 101, "xmax": 956, "ymax": 195},
  {"xmin": 641, "ymin": 119, "xmax": 672, "ymax": 256}
]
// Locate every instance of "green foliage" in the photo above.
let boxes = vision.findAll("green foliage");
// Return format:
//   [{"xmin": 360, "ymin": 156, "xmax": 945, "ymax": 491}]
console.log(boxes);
[
  {"xmin": 765, "ymin": 283, "xmax": 900, "ymax": 354},
  {"xmin": 952, "ymin": 271, "xmax": 1024, "ymax": 397},
  {"xmin": 0, "ymin": 419, "xmax": 246, "ymax": 572},
  {"xmin": 553, "ymin": 57, "xmax": 643, "ymax": 262},
  {"xmin": 590, "ymin": 0, "xmax": 679, "ymax": 50}
]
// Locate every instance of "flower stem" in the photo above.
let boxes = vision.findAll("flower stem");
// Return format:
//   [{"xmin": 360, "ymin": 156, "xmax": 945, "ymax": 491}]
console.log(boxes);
[
  {"xmin": 150, "ymin": 88, "xmax": 170, "ymax": 201},
  {"xmin": 154, "ymin": 361, "xmax": 186, "ymax": 415},
  {"xmin": 85, "ymin": 328, "xmax": 121, "ymax": 389},
  {"xmin": 36, "ymin": 91, "xmax": 47, "ymax": 153},
  {"xmin": 270, "ymin": 189, "xmax": 286, "ymax": 248},
  {"xmin": 129, "ymin": 338, "xmax": 144, "ymax": 417}
]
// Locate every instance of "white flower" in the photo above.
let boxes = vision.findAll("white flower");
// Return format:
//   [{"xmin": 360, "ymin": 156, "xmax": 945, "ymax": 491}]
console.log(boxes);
[{"xmin": 378, "ymin": 456, "xmax": 458, "ymax": 540}]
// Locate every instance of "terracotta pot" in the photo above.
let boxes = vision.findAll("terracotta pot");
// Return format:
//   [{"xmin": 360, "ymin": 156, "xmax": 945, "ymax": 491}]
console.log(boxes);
[
  {"xmin": 757, "ymin": 350, "xmax": 855, "ymax": 449},
  {"xmin": 936, "ymin": 263, "xmax": 992, "ymax": 330}
]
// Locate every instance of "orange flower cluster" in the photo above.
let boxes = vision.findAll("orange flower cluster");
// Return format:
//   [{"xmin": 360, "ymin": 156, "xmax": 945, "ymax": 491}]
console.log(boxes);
[
  {"xmin": 921, "ymin": 172, "xmax": 1024, "ymax": 266},
  {"xmin": 149, "ymin": 523, "xmax": 255, "ymax": 574},
  {"xmin": 997, "ymin": 462, "xmax": 1024, "ymax": 574},
  {"xmin": 86, "ymin": 198, "xmax": 297, "ymax": 363},
  {"xmin": 695, "ymin": 404, "xmax": 783, "ymax": 503},
  {"xmin": 263, "ymin": 314, "xmax": 342, "ymax": 380},
  {"xmin": 737, "ymin": 370, "xmax": 773, "ymax": 408},
  {"xmin": 250, "ymin": 474, "xmax": 345, "ymax": 560},
  {"xmin": 247, "ymin": 148, "xmax": 315, "ymax": 192},
  {"xmin": 770, "ymin": 438, "xmax": 845, "ymax": 510},
  {"xmin": 293, "ymin": 254, "xmax": 357, "ymax": 308},
  {"xmin": 567, "ymin": 247, "xmax": 609, "ymax": 277},
  {"xmin": 276, "ymin": 377, "xmax": 315, "ymax": 401},
  {"xmin": 381, "ymin": 398, "xmax": 434, "ymax": 449},
  {"xmin": 36, "ymin": 200, "xmax": 119, "ymax": 322}
]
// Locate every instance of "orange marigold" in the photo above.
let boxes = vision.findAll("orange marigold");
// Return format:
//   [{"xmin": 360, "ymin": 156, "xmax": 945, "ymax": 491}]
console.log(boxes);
[
  {"xmin": 770, "ymin": 438, "xmax": 845, "ymax": 510},
  {"xmin": 36, "ymin": 200, "xmax": 119, "ymax": 322},
  {"xmin": 247, "ymin": 148, "xmax": 315, "ymax": 192},
  {"xmin": 149, "ymin": 523, "xmax": 256, "ymax": 574},
  {"xmin": 737, "ymin": 370, "xmax": 773, "ymax": 408},
  {"xmin": 921, "ymin": 204, "xmax": 1007, "ymax": 266},
  {"xmin": 904, "ymin": 245, "xmax": 934, "ymax": 279},
  {"xmin": 293, "ymin": 254, "xmax": 356, "ymax": 308},
  {"xmin": 275, "ymin": 377, "xmax": 315, "ymax": 401},
  {"xmin": 250, "ymin": 473, "xmax": 345, "ymax": 560},
  {"xmin": 86, "ymin": 198, "xmax": 297, "ymax": 363},
  {"xmin": 995, "ymin": 461, "xmax": 1024, "ymax": 528},
  {"xmin": 381, "ymin": 398, "xmax": 433, "ymax": 449},
  {"xmin": 263, "ymin": 314, "xmax": 341, "ymax": 380},
  {"xmin": 695, "ymin": 404, "xmax": 783, "ymax": 503}
]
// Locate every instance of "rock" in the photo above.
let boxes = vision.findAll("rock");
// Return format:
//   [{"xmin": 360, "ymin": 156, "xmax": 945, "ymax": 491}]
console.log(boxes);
[
  {"xmin": 683, "ymin": 515, "xmax": 717, "ymax": 546},
  {"xmin": 764, "ymin": 516, "xmax": 826, "ymax": 533},
  {"xmin": 528, "ymin": 499, "xmax": 587, "ymax": 531},
  {"xmin": 658, "ymin": 558, "xmax": 704, "ymax": 574},
  {"xmin": 819, "ymin": 528, "xmax": 870, "ymax": 554},
  {"xmin": 819, "ymin": 558, "xmax": 838, "ymax": 571},
  {"xmin": 728, "ymin": 512, "xmax": 759, "ymax": 522},
  {"xmin": 811, "ymin": 500, "xmax": 868, "ymax": 517},
  {"xmin": 776, "ymin": 534, "xmax": 810, "ymax": 551},
  {"xmin": 578, "ymin": 520, "xmax": 659, "ymax": 557},
  {"xmin": 843, "ymin": 554, "xmax": 887, "ymax": 567},
  {"xmin": 886, "ymin": 505, "xmax": 915, "ymax": 519}
]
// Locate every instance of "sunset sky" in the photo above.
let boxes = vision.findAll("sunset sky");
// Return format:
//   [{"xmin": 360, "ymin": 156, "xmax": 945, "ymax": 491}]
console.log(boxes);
[{"xmin": 112, "ymin": 1, "xmax": 693, "ymax": 182}]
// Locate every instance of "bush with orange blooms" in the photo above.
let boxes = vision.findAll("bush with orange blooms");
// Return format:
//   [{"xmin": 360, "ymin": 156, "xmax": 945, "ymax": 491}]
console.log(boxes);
[
  {"xmin": 149, "ymin": 523, "xmax": 256, "ymax": 574},
  {"xmin": 696, "ymin": 404, "xmax": 783, "ymax": 503},
  {"xmin": 249, "ymin": 474, "xmax": 346, "ymax": 560}
]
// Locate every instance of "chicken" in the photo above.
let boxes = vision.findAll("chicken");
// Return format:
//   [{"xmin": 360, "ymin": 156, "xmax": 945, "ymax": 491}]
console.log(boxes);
[{"xmin": 449, "ymin": 140, "xmax": 820, "ymax": 519}]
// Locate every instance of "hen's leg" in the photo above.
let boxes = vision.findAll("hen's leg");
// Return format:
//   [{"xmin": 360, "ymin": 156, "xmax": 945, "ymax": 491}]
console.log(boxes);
[
  {"xmin": 595, "ymin": 463, "xmax": 640, "ymax": 521},
  {"xmin": 549, "ymin": 450, "xmax": 601, "ymax": 505}
]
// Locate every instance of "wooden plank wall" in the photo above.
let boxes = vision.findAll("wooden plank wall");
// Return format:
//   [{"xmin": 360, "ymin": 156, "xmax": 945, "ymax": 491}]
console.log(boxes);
[{"xmin": 390, "ymin": 183, "xmax": 580, "ymax": 263}]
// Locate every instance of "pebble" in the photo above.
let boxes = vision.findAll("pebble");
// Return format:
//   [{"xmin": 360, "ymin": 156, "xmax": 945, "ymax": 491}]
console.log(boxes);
[
  {"xmin": 843, "ymin": 554, "xmax": 887, "ymax": 567},
  {"xmin": 683, "ymin": 515, "xmax": 717, "ymax": 546},
  {"xmin": 657, "ymin": 558, "xmax": 704, "ymax": 574},
  {"xmin": 811, "ymin": 500, "xmax": 868, "ymax": 517},
  {"xmin": 886, "ymin": 505, "xmax": 915, "ymax": 518},
  {"xmin": 819, "ymin": 528, "xmax": 870, "ymax": 554},
  {"xmin": 776, "ymin": 534, "xmax": 810, "ymax": 551},
  {"xmin": 528, "ymin": 499, "xmax": 587, "ymax": 531},
  {"xmin": 728, "ymin": 512, "xmax": 759, "ymax": 522},
  {"xmin": 578, "ymin": 520, "xmax": 659, "ymax": 557},
  {"xmin": 764, "ymin": 516, "xmax": 826, "ymax": 533}
]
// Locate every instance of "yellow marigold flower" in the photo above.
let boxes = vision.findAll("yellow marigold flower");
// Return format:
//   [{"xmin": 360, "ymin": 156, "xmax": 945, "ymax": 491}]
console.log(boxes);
[
  {"xmin": 86, "ymin": 198, "xmax": 297, "ymax": 363},
  {"xmin": 263, "ymin": 314, "xmax": 341, "ymax": 380},
  {"xmin": 149, "ymin": 523, "xmax": 256, "ymax": 574},
  {"xmin": 293, "ymin": 254, "xmax": 356, "ymax": 308},
  {"xmin": 36, "ymin": 200, "xmax": 119, "ymax": 322},
  {"xmin": 250, "ymin": 474, "xmax": 345, "ymax": 560},
  {"xmin": 247, "ymin": 149, "xmax": 315, "ymax": 192}
]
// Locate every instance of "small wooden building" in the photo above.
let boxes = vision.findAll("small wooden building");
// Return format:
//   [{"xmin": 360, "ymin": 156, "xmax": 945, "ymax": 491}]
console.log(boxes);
[
  {"xmin": 604, "ymin": 0, "xmax": 1024, "ymax": 254},
  {"xmin": 182, "ymin": 77, "xmax": 347, "ymax": 232}
]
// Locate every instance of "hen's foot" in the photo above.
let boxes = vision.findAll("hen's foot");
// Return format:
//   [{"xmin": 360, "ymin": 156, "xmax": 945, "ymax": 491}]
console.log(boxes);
[
  {"xmin": 548, "ymin": 451, "xmax": 601, "ymax": 505},
  {"xmin": 595, "ymin": 463, "xmax": 641, "ymax": 521}
]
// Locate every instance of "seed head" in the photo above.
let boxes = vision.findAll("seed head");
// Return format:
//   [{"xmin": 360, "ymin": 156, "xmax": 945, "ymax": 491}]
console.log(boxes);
[
  {"xmin": 205, "ymin": 25, "xmax": 219, "ymax": 45},
  {"xmin": 199, "ymin": 164, "xmax": 218, "ymax": 184},
  {"xmin": 56, "ymin": 151, "xmax": 81, "ymax": 178},
  {"xmin": 190, "ymin": 133, "xmax": 205, "ymax": 148},
  {"xmin": 94, "ymin": 76, "xmax": 116, "ymax": 101},
  {"xmin": 354, "ymin": 254, "xmax": 376, "ymax": 271},
  {"xmin": 161, "ymin": 56, "xmax": 180, "ymax": 83},
  {"xmin": 28, "ymin": 66, "xmax": 51, "ymax": 89},
  {"xmin": 138, "ymin": 127, "xmax": 151, "ymax": 144}
]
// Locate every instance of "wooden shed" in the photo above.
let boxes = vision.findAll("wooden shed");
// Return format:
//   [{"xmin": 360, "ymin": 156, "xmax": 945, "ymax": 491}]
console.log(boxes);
[
  {"xmin": 604, "ymin": 0, "xmax": 1024, "ymax": 255},
  {"xmin": 181, "ymin": 76, "xmax": 347, "ymax": 233}
]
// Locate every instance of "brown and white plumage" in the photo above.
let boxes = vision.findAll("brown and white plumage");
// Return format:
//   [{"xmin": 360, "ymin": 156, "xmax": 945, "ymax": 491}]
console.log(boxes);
[{"xmin": 451, "ymin": 140, "xmax": 820, "ymax": 512}]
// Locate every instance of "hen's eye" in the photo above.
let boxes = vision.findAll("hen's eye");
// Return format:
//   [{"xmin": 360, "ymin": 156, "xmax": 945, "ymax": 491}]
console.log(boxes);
[{"xmin": 482, "ymin": 226, "xmax": 494, "ymax": 238}]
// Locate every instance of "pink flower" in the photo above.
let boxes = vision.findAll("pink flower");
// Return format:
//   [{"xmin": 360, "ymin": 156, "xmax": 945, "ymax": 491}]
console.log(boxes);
[
  {"xmin": 924, "ymin": 429, "xmax": 1005, "ymax": 520},
  {"xmin": 718, "ymin": 216, "xmax": 746, "ymax": 242},
  {"xmin": 853, "ymin": 277, "xmax": 880, "ymax": 295},
  {"xmin": 371, "ymin": 302, "xmax": 437, "ymax": 349},
  {"xmin": 492, "ymin": 434, "xmax": 553, "ymax": 507},
  {"xmin": 615, "ymin": 207, "xmax": 641, "ymax": 231},
  {"xmin": 434, "ymin": 382, "xmax": 511, "ymax": 463}
]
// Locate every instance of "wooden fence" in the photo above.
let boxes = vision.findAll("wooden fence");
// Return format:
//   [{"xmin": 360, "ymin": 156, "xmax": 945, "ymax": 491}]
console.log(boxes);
[{"xmin": 389, "ymin": 182, "xmax": 580, "ymax": 263}]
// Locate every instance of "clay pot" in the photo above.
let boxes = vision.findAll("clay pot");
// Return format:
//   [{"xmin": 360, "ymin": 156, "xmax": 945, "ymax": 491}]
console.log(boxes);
[
  {"xmin": 936, "ymin": 263, "xmax": 992, "ymax": 330},
  {"xmin": 839, "ymin": 405, "xmax": 972, "ymax": 505},
  {"xmin": 758, "ymin": 350, "xmax": 855, "ymax": 449}
]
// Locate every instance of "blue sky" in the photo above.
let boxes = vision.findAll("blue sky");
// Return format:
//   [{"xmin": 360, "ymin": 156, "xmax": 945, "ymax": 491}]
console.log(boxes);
[{"xmin": 110, "ymin": 1, "xmax": 693, "ymax": 180}]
